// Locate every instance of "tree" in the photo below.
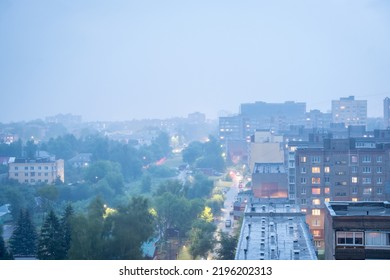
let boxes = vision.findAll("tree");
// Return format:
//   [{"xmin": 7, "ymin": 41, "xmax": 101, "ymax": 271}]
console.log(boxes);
[
  {"xmin": 9, "ymin": 209, "xmax": 37, "ymax": 257},
  {"xmin": 141, "ymin": 174, "xmax": 152, "ymax": 193},
  {"xmin": 182, "ymin": 141, "xmax": 203, "ymax": 165},
  {"xmin": 68, "ymin": 197, "xmax": 106, "ymax": 259},
  {"xmin": 215, "ymin": 231, "xmax": 238, "ymax": 260},
  {"xmin": 0, "ymin": 225, "xmax": 12, "ymax": 259},
  {"xmin": 37, "ymin": 210, "xmax": 65, "ymax": 260},
  {"xmin": 103, "ymin": 197, "xmax": 155, "ymax": 259},
  {"xmin": 25, "ymin": 139, "xmax": 37, "ymax": 159},
  {"xmin": 60, "ymin": 204, "xmax": 73, "ymax": 259},
  {"xmin": 188, "ymin": 218, "xmax": 216, "ymax": 259}
]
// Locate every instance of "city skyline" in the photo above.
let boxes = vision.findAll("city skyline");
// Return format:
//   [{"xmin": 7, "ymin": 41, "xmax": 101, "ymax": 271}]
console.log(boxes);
[{"xmin": 1, "ymin": 1, "xmax": 389, "ymax": 122}]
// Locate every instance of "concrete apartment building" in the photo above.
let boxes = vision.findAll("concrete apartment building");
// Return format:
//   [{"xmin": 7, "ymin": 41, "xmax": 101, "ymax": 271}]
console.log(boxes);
[
  {"xmin": 324, "ymin": 201, "xmax": 390, "ymax": 260},
  {"xmin": 8, "ymin": 158, "xmax": 64, "ymax": 185},
  {"xmin": 293, "ymin": 136, "xmax": 390, "ymax": 254},
  {"xmin": 332, "ymin": 96, "xmax": 367, "ymax": 126},
  {"xmin": 384, "ymin": 97, "xmax": 390, "ymax": 128},
  {"xmin": 235, "ymin": 201, "xmax": 317, "ymax": 260}
]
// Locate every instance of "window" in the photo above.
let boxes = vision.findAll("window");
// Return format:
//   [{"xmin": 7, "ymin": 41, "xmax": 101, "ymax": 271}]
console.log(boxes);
[
  {"xmin": 312, "ymin": 188, "xmax": 321, "ymax": 195},
  {"xmin": 312, "ymin": 199, "xmax": 320, "ymax": 205},
  {"xmin": 362, "ymin": 167, "xmax": 371, "ymax": 173},
  {"xmin": 38, "ymin": 172, "xmax": 41, "ymax": 176},
  {"xmin": 311, "ymin": 178, "xmax": 321, "ymax": 185},
  {"xmin": 14, "ymin": 173, "xmax": 18, "ymax": 177},
  {"xmin": 14, "ymin": 166, "xmax": 18, "ymax": 171},
  {"xmin": 351, "ymin": 177, "xmax": 358, "ymax": 183},
  {"xmin": 301, "ymin": 198, "xmax": 307, "ymax": 205},
  {"xmin": 24, "ymin": 179, "xmax": 28, "ymax": 183},
  {"xmin": 351, "ymin": 155, "xmax": 358, "ymax": 163},
  {"xmin": 362, "ymin": 155, "xmax": 371, "ymax": 163},
  {"xmin": 311, "ymin": 167, "xmax": 320, "ymax": 173},
  {"xmin": 362, "ymin": 178, "xmax": 371, "ymax": 184},
  {"xmin": 30, "ymin": 172, "xmax": 35, "ymax": 177},
  {"xmin": 324, "ymin": 166, "xmax": 330, "ymax": 173},
  {"xmin": 301, "ymin": 167, "xmax": 306, "ymax": 174},
  {"xmin": 311, "ymin": 156, "xmax": 321, "ymax": 163},
  {"xmin": 300, "ymin": 177, "xmax": 307, "ymax": 184},
  {"xmin": 363, "ymin": 188, "xmax": 372, "ymax": 195},
  {"xmin": 312, "ymin": 209, "xmax": 321, "ymax": 216},
  {"xmin": 313, "ymin": 230, "xmax": 321, "ymax": 237},
  {"xmin": 312, "ymin": 219, "xmax": 321, "ymax": 226},
  {"xmin": 24, "ymin": 173, "xmax": 28, "ymax": 176},
  {"xmin": 44, "ymin": 173, "xmax": 49, "ymax": 176},
  {"xmin": 352, "ymin": 198, "xmax": 358, "ymax": 202},
  {"xmin": 45, "ymin": 166, "xmax": 49, "ymax": 170},
  {"xmin": 324, "ymin": 198, "xmax": 330, "ymax": 203},
  {"xmin": 377, "ymin": 188, "xmax": 383, "ymax": 195},
  {"xmin": 314, "ymin": 241, "xmax": 321, "ymax": 248},
  {"xmin": 301, "ymin": 188, "xmax": 306, "ymax": 195},
  {"xmin": 324, "ymin": 187, "xmax": 330, "ymax": 194},
  {"xmin": 24, "ymin": 166, "xmax": 28, "ymax": 170},
  {"xmin": 336, "ymin": 232, "xmax": 363, "ymax": 245},
  {"xmin": 352, "ymin": 187, "xmax": 358, "ymax": 194},
  {"xmin": 30, "ymin": 179, "xmax": 35, "ymax": 183},
  {"xmin": 365, "ymin": 232, "xmax": 390, "ymax": 246},
  {"xmin": 38, "ymin": 166, "xmax": 42, "ymax": 170},
  {"xmin": 336, "ymin": 171, "xmax": 345, "ymax": 175},
  {"xmin": 30, "ymin": 166, "xmax": 34, "ymax": 170},
  {"xmin": 300, "ymin": 156, "xmax": 307, "ymax": 163},
  {"xmin": 324, "ymin": 177, "xmax": 330, "ymax": 183},
  {"xmin": 377, "ymin": 156, "xmax": 383, "ymax": 163},
  {"xmin": 351, "ymin": 166, "xmax": 358, "ymax": 173},
  {"xmin": 377, "ymin": 178, "xmax": 383, "ymax": 185},
  {"xmin": 377, "ymin": 167, "xmax": 382, "ymax": 173}
]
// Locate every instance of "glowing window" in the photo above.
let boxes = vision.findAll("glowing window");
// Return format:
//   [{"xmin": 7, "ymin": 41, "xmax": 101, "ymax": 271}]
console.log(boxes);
[
  {"xmin": 312, "ymin": 209, "xmax": 321, "ymax": 216},
  {"xmin": 312, "ymin": 188, "xmax": 321, "ymax": 195},
  {"xmin": 312, "ymin": 167, "xmax": 321, "ymax": 174}
]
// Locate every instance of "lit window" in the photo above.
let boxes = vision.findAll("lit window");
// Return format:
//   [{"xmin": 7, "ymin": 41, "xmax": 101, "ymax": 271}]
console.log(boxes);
[
  {"xmin": 312, "ymin": 167, "xmax": 321, "ymax": 173},
  {"xmin": 312, "ymin": 209, "xmax": 321, "ymax": 216},
  {"xmin": 365, "ymin": 232, "xmax": 390, "ymax": 246},
  {"xmin": 324, "ymin": 166, "xmax": 330, "ymax": 173},
  {"xmin": 312, "ymin": 199, "xmax": 320, "ymax": 205},
  {"xmin": 300, "ymin": 156, "xmax": 307, "ymax": 163},
  {"xmin": 312, "ymin": 188, "xmax": 321, "ymax": 195},
  {"xmin": 324, "ymin": 188, "xmax": 330, "ymax": 194},
  {"xmin": 351, "ymin": 177, "xmax": 358, "ymax": 183},
  {"xmin": 313, "ymin": 230, "xmax": 321, "ymax": 237},
  {"xmin": 324, "ymin": 198, "xmax": 330, "ymax": 203},
  {"xmin": 352, "ymin": 198, "xmax": 358, "ymax": 202}
]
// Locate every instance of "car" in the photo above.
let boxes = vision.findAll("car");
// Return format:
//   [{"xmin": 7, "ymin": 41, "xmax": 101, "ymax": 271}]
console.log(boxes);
[{"xmin": 225, "ymin": 219, "xmax": 232, "ymax": 227}]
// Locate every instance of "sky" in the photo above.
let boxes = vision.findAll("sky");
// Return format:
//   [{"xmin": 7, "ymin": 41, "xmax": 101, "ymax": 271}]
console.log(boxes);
[{"xmin": 1, "ymin": 0, "xmax": 389, "ymax": 122}]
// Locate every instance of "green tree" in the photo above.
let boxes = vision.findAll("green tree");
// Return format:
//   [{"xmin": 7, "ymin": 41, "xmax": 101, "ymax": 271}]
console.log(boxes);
[
  {"xmin": 68, "ymin": 197, "xmax": 106, "ymax": 259},
  {"xmin": 141, "ymin": 174, "xmax": 152, "ymax": 193},
  {"xmin": 215, "ymin": 231, "xmax": 238, "ymax": 260},
  {"xmin": 0, "ymin": 225, "xmax": 13, "ymax": 259},
  {"xmin": 182, "ymin": 141, "xmax": 203, "ymax": 165},
  {"xmin": 104, "ymin": 197, "xmax": 155, "ymax": 259},
  {"xmin": 60, "ymin": 204, "xmax": 73, "ymax": 259},
  {"xmin": 37, "ymin": 210, "xmax": 65, "ymax": 260},
  {"xmin": 9, "ymin": 209, "xmax": 37, "ymax": 257},
  {"xmin": 188, "ymin": 218, "xmax": 216, "ymax": 259},
  {"xmin": 25, "ymin": 139, "xmax": 37, "ymax": 159}
]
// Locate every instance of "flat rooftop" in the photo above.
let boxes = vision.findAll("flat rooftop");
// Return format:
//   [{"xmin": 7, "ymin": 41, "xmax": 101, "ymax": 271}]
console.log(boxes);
[
  {"xmin": 325, "ymin": 201, "xmax": 390, "ymax": 217},
  {"xmin": 235, "ymin": 202, "xmax": 317, "ymax": 260}
]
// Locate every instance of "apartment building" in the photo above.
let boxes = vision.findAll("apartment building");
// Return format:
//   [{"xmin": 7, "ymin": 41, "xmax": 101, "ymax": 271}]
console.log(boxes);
[
  {"xmin": 332, "ymin": 96, "xmax": 367, "ymax": 126},
  {"xmin": 324, "ymin": 201, "xmax": 390, "ymax": 260},
  {"xmin": 293, "ymin": 137, "xmax": 390, "ymax": 254},
  {"xmin": 8, "ymin": 158, "xmax": 64, "ymax": 185}
]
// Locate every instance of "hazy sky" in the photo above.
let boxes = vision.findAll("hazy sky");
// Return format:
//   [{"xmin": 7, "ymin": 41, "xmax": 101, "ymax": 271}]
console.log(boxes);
[{"xmin": 1, "ymin": 0, "xmax": 389, "ymax": 122}]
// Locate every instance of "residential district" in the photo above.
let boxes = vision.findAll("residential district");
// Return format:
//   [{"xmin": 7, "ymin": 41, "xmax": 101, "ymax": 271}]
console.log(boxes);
[{"xmin": 1, "ymin": 96, "xmax": 390, "ymax": 260}]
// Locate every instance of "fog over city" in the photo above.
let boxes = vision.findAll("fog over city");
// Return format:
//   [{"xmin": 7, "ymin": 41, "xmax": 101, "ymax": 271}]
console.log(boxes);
[{"xmin": 1, "ymin": 0, "xmax": 390, "ymax": 122}]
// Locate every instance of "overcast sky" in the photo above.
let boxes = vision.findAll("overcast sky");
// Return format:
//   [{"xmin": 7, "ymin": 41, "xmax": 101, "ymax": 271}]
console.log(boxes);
[{"xmin": 1, "ymin": 0, "xmax": 389, "ymax": 122}]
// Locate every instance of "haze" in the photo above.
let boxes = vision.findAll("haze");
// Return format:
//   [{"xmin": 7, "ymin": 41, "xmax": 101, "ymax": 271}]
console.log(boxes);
[{"xmin": 1, "ymin": 0, "xmax": 389, "ymax": 122}]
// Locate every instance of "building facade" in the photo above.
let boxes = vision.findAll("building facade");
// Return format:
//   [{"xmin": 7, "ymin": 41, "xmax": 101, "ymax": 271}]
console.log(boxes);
[
  {"xmin": 8, "ymin": 158, "xmax": 64, "ymax": 185},
  {"xmin": 324, "ymin": 201, "xmax": 390, "ymax": 260},
  {"xmin": 293, "ymin": 137, "xmax": 390, "ymax": 253},
  {"xmin": 331, "ymin": 96, "xmax": 367, "ymax": 126}
]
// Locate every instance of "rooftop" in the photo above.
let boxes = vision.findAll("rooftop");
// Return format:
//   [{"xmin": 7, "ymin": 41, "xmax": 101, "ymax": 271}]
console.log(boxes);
[
  {"xmin": 325, "ymin": 201, "xmax": 390, "ymax": 217},
  {"xmin": 235, "ymin": 202, "xmax": 317, "ymax": 260}
]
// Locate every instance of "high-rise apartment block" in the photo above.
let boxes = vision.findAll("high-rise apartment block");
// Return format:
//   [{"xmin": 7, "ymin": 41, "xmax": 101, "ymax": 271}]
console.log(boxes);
[
  {"xmin": 332, "ymin": 96, "xmax": 367, "ymax": 126},
  {"xmin": 292, "ymin": 136, "xmax": 390, "ymax": 253}
]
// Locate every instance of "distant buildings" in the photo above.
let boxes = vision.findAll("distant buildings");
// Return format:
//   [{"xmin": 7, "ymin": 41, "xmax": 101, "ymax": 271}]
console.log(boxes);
[
  {"xmin": 383, "ymin": 97, "xmax": 390, "ymax": 128},
  {"xmin": 324, "ymin": 201, "xmax": 390, "ymax": 260},
  {"xmin": 8, "ymin": 158, "xmax": 64, "ymax": 185},
  {"xmin": 331, "ymin": 96, "xmax": 367, "ymax": 126}
]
